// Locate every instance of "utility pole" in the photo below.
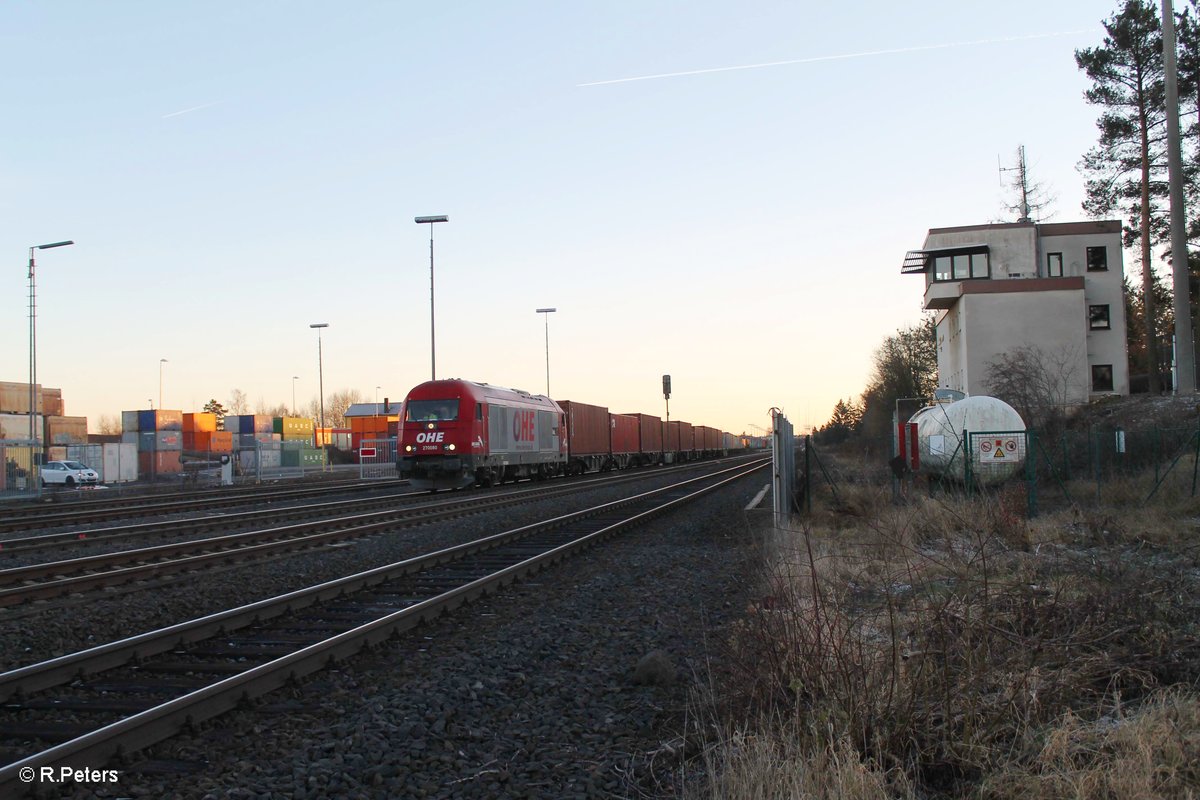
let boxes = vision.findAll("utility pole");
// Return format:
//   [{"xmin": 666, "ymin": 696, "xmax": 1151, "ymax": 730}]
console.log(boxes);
[{"xmin": 1163, "ymin": 0, "xmax": 1197, "ymax": 392}]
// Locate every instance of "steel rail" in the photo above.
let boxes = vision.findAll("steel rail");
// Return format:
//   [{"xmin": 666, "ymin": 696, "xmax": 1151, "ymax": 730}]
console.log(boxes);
[
  {"xmin": 0, "ymin": 479, "xmax": 408, "ymax": 535},
  {"xmin": 0, "ymin": 460, "xmax": 766, "ymax": 795},
  {"xmin": 0, "ymin": 462, "xmax": 717, "ymax": 606},
  {"xmin": 0, "ymin": 455, "xmax": 752, "ymax": 557}
]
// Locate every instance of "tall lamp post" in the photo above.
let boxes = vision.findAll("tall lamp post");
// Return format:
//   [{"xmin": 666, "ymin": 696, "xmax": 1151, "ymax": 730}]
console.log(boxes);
[
  {"xmin": 159, "ymin": 358, "xmax": 168, "ymax": 411},
  {"xmin": 28, "ymin": 240, "xmax": 74, "ymax": 445},
  {"xmin": 536, "ymin": 308, "xmax": 557, "ymax": 396},
  {"xmin": 414, "ymin": 215, "xmax": 449, "ymax": 381},
  {"xmin": 310, "ymin": 323, "xmax": 329, "ymax": 438},
  {"xmin": 375, "ymin": 385, "xmax": 382, "ymax": 411},
  {"xmin": 292, "ymin": 376, "xmax": 299, "ymax": 416}
]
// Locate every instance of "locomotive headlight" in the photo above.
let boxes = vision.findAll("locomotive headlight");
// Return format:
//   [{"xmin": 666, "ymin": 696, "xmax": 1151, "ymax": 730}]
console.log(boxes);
[
  {"xmin": 446, "ymin": 443, "xmax": 456, "ymax": 451},
  {"xmin": 404, "ymin": 444, "xmax": 414, "ymax": 452}
]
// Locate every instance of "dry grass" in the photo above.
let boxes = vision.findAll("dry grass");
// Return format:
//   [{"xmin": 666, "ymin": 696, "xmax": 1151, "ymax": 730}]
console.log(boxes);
[{"xmin": 683, "ymin": 463, "xmax": 1200, "ymax": 799}]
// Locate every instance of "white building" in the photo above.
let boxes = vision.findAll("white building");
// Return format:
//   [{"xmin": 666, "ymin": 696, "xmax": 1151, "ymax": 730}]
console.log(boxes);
[{"xmin": 902, "ymin": 220, "xmax": 1129, "ymax": 403}]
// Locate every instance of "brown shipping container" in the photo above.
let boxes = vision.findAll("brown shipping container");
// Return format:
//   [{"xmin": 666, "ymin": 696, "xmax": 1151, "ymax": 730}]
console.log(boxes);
[
  {"xmin": 0, "ymin": 412, "xmax": 42, "ymax": 440},
  {"xmin": 609, "ymin": 414, "xmax": 639, "ymax": 455},
  {"xmin": 682, "ymin": 422, "xmax": 695, "ymax": 452},
  {"xmin": 139, "ymin": 450, "xmax": 182, "ymax": 476},
  {"xmin": 621, "ymin": 413, "xmax": 662, "ymax": 453},
  {"xmin": 0, "ymin": 382, "xmax": 41, "ymax": 415},
  {"xmin": 559, "ymin": 400, "xmax": 610, "ymax": 456},
  {"xmin": 664, "ymin": 420, "xmax": 681, "ymax": 452},
  {"xmin": 183, "ymin": 413, "xmax": 217, "ymax": 433},
  {"xmin": 41, "ymin": 388, "xmax": 64, "ymax": 417},
  {"xmin": 46, "ymin": 416, "xmax": 88, "ymax": 444}
]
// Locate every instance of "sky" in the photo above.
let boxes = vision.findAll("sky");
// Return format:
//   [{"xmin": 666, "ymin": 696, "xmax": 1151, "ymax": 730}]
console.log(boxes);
[{"xmin": 2, "ymin": 0, "xmax": 1126, "ymax": 436}]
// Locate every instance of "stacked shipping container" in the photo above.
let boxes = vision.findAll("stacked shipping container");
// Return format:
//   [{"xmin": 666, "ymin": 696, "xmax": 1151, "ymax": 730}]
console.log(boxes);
[
  {"xmin": 183, "ymin": 413, "xmax": 233, "ymax": 454},
  {"xmin": 122, "ymin": 409, "xmax": 183, "ymax": 475},
  {"xmin": 349, "ymin": 415, "xmax": 396, "ymax": 457},
  {"xmin": 275, "ymin": 417, "xmax": 323, "ymax": 467}
]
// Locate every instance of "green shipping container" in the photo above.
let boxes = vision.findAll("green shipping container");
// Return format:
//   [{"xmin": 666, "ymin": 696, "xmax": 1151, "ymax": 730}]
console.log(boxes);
[{"xmin": 281, "ymin": 448, "xmax": 325, "ymax": 467}]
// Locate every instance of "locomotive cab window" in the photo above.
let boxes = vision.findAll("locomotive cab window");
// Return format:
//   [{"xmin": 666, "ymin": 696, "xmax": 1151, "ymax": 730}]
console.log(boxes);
[{"xmin": 405, "ymin": 400, "xmax": 460, "ymax": 422}]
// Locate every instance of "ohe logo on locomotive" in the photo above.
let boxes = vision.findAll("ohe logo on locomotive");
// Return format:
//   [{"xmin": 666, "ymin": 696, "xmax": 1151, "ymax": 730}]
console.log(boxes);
[
  {"xmin": 415, "ymin": 432, "xmax": 445, "ymax": 443},
  {"xmin": 512, "ymin": 410, "xmax": 536, "ymax": 442}
]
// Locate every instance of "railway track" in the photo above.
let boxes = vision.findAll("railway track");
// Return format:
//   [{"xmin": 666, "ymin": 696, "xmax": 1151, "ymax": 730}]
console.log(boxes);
[
  {"xmin": 0, "ymin": 457, "xmax": 753, "ymax": 566},
  {"xmin": 0, "ymin": 479, "xmax": 409, "ymax": 536},
  {"xmin": 0, "ymin": 458, "xmax": 766, "ymax": 795},
  {"xmin": 0, "ymin": 462, "xmax": 736, "ymax": 607}
]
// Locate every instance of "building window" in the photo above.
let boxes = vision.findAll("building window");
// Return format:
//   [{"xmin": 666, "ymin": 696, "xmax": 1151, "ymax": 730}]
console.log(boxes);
[
  {"xmin": 1089, "ymin": 304, "xmax": 1111, "ymax": 330},
  {"xmin": 1092, "ymin": 364, "xmax": 1114, "ymax": 392},
  {"xmin": 1047, "ymin": 252, "xmax": 1063, "ymax": 277},
  {"xmin": 970, "ymin": 252, "xmax": 988, "ymax": 278},
  {"xmin": 932, "ymin": 248, "xmax": 989, "ymax": 282},
  {"xmin": 1086, "ymin": 246, "xmax": 1108, "ymax": 271}
]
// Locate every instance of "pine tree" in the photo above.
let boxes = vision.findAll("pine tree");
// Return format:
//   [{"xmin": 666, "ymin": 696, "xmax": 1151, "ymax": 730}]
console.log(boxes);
[{"xmin": 1077, "ymin": 0, "xmax": 1168, "ymax": 391}]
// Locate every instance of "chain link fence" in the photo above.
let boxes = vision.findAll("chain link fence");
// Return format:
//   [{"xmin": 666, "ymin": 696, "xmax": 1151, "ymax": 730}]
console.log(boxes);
[
  {"xmin": 0, "ymin": 441, "xmax": 39, "ymax": 501},
  {"xmin": 803, "ymin": 420, "xmax": 1200, "ymax": 517}
]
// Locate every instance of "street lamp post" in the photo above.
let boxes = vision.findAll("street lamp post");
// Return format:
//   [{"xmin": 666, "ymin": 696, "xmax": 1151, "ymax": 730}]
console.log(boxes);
[
  {"xmin": 414, "ymin": 215, "xmax": 449, "ymax": 381},
  {"xmin": 310, "ymin": 324, "xmax": 329, "ymax": 437},
  {"xmin": 28, "ymin": 240, "xmax": 74, "ymax": 445},
  {"xmin": 375, "ymin": 385, "xmax": 381, "ymax": 411},
  {"xmin": 159, "ymin": 358, "xmax": 168, "ymax": 411},
  {"xmin": 536, "ymin": 308, "xmax": 557, "ymax": 396},
  {"xmin": 292, "ymin": 376, "xmax": 299, "ymax": 417}
]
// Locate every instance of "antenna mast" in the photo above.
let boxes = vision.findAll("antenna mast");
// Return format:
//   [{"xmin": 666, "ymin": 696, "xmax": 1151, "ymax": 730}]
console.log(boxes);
[{"xmin": 999, "ymin": 145, "xmax": 1032, "ymax": 222}]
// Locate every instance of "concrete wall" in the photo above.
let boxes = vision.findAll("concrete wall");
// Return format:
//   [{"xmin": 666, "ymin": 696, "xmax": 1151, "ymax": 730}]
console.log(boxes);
[{"xmin": 961, "ymin": 288, "xmax": 1090, "ymax": 405}]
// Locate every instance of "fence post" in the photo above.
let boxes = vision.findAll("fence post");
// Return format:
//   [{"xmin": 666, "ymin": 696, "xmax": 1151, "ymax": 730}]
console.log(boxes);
[
  {"xmin": 804, "ymin": 434, "xmax": 811, "ymax": 514},
  {"xmin": 771, "ymin": 410, "xmax": 795, "ymax": 527},
  {"xmin": 1026, "ymin": 429, "xmax": 1038, "ymax": 519},
  {"xmin": 963, "ymin": 429, "xmax": 972, "ymax": 497}
]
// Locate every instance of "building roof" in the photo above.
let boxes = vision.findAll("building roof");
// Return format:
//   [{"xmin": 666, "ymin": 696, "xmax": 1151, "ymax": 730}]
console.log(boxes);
[{"xmin": 344, "ymin": 402, "xmax": 403, "ymax": 417}]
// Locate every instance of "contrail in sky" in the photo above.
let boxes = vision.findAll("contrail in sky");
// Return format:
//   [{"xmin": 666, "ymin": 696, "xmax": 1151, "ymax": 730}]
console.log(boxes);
[
  {"xmin": 161, "ymin": 101, "xmax": 220, "ymax": 119},
  {"xmin": 578, "ymin": 30, "xmax": 1092, "ymax": 87}
]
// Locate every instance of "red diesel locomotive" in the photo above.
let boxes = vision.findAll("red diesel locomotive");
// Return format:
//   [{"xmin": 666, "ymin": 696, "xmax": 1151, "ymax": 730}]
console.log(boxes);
[
  {"xmin": 397, "ymin": 378, "xmax": 741, "ymax": 490},
  {"xmin": 397, "ymin": 379, "xmax": 567, "ymax": 489}
]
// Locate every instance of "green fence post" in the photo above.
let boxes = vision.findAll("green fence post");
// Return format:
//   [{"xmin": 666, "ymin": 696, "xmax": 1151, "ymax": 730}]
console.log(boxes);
[
  {"xmin": 1155, "ymin": 426, "xmax": 1161, "ymax": 485},
  {"xmin": 804, "ymin": 434, "xmax": 812, "ymax": 514},
  {"xmin": 1026, "ymin": 429, "xmax": 1038, "ymax": 518},
  {"xmin": 963, "ymin": 429, "xmax": 972, "ymax": 498},
  {"xmin": 1192, "ymin": 421, "xmax": 1200, "ymax": 498}
]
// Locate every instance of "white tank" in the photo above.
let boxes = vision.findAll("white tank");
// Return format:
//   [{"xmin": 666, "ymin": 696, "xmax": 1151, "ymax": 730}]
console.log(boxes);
[{"xmin": 909, "ymin": 395, "xmax": 1026, "ymax": 484}]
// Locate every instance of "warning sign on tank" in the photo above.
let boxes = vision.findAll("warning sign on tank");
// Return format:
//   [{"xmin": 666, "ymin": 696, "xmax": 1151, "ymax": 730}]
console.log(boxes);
[{"xmin": 977, "ymin": 436, "xmax": 1018, "ymax": 462}]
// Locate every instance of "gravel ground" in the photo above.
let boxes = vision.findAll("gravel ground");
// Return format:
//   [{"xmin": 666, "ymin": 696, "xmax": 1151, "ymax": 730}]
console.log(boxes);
[
  {"xmin": 31, "ymin": 469, "xmax": 765, "ymax": 799},
  {"xmin": 0, "ymin": 463, "xmax": 754, "ymax": 668}
]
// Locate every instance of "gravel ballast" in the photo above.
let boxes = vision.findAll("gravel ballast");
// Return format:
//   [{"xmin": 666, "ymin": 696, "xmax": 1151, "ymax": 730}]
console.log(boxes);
[{"xmin": 10, "ymin": 467, "xmax": 767, "ymax": 798}]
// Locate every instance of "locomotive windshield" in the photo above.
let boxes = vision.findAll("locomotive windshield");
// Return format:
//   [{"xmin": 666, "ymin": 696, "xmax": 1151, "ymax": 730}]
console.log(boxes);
[{"xmin": 405, "ymin": 400, "xmax": 460, "ymax": 422}]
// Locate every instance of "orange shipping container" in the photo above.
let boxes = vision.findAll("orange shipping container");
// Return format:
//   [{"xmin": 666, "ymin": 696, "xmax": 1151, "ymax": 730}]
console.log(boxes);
[{"xmin": 183, "ymin": 412, "xmax": 217, "ymax": 433}]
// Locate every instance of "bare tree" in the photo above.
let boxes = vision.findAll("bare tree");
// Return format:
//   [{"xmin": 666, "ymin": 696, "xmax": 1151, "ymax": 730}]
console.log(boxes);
[
  {"xmin": 228, "ymin": 389, "xmax": 249, "ymax": 415},
  {"xmin": 304, "ymin": 388, "xmax": 364, "ymax": 429},
  {"xmin": 96, "ymin": 414, "xmax": 121, "ymax": 435},
  {"xmin": 984, "ymin": 344, "xmax": 1083, "ymax": 433},
  {"xmin": 255, "ymin": 399, "xmax": 290, "ymax": 417}
]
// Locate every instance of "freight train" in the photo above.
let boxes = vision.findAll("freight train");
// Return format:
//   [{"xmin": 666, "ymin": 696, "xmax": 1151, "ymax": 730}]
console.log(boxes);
[{"xmin": 396, "ymin": 379, "xmax": 741, "ymax": 490}]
